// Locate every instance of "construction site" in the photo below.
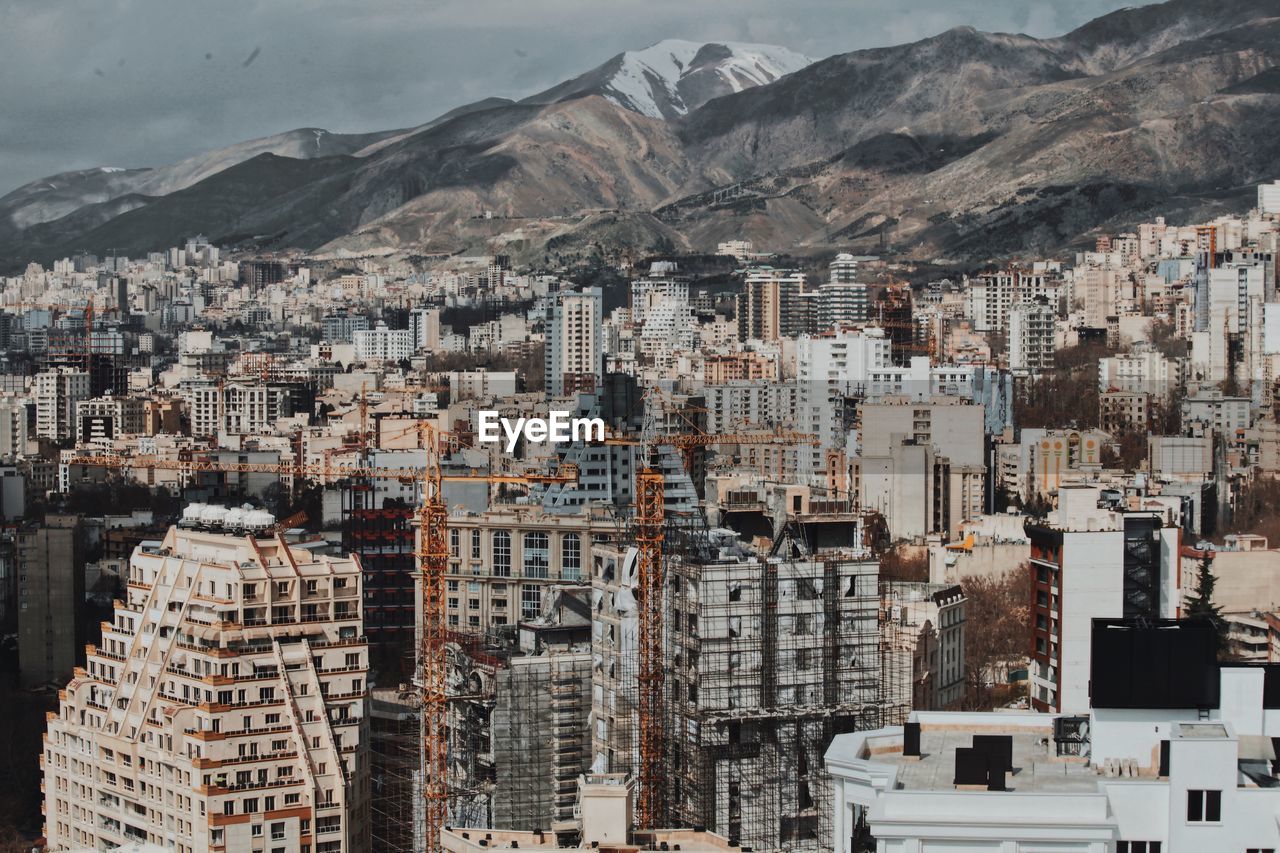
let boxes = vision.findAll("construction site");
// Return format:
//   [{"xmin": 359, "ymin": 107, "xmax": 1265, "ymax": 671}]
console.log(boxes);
[{"xmin": 364, "ymin": 466, "xmax": 917, "ymax": 853}]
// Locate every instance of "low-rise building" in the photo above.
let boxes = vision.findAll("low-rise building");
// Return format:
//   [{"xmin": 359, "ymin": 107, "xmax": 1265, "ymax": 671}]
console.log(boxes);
[{"xmin": 826, "ymin": 621, "xmax": 1280, "ymax": 853}]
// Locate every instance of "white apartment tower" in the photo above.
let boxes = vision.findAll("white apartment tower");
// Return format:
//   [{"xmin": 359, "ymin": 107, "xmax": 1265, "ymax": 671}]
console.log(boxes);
[
  {"xmin": 545, "ymin": 287, "xmax": 603, "ymax": 398},
  {"xmin": 41, "ymin": 526, "xmax": 371, "ymax": 852},
  {"xmin": 35, "ymin": 367, "xmax": 91, "ymax": 442},
  {"xmin": 819, "ymin": 253, "xmax": 870, "ymax": 329},
  {"xmin": 1007, "ymin": 297, "xmax": 1056, "ymax": 375}
]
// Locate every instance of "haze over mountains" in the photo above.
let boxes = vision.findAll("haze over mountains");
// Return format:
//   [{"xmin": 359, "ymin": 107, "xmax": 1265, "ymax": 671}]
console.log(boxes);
[{"xmin": 3, "ymin": 0, "xmax": 1280, "ymax": 271}]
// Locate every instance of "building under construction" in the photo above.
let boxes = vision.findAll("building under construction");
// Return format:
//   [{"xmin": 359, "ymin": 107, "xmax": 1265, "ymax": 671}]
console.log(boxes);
[
  {"xmin": 368, "ymin": 462, "xmax": 914, "ymax": 851},
  {"xmin": 370, "ymin": 684, "xmax": 425, "ymax": 853},
  {"xmin": 589, "ymin": 524, "xmax": 911, "ymax": 852}
]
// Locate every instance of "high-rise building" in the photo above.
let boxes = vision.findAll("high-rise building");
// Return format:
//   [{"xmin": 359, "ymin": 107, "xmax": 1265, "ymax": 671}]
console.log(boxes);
[
  {"xmin": 322, "ymin": 313, "xmax": 371, "ymax": 344},
  {"xmin": 1026, "ymin": 486, "xmax": 1181, "ymax": 713},
  {"xmin": 41, "ymin": 526, "xmax": 371, "ymax": 852},
  {"xmin": 819, "ymin": 253, "xmax": 870, "ymax": 330},
  {"xmin": 590, "ymin": 535, "xmax": 911, "ymax": 851},
  {"xmin": 34, "ymin": 367, "xmax": 91, "ymax": 441},
  {"xmin": 738, "ymin": 269, "xmax": 806, "ymax": 342},
  {"xmin": 544, "ymin": 287, "xmax": 603, "ymax": 398},
  {"xmin": 1007, "ymin": 297, "xmax": 1056, "ymax": 375},
  {"xmin": 409, "ymin": 307, "xmax": 442, "ymax": 352},
  {"xmin": 0, "ymin": 394, "xmax": 28, "ymax": 458},
  {"xmin": 18, "ymin": 514, "xmax": 85, "ymax": 687}
]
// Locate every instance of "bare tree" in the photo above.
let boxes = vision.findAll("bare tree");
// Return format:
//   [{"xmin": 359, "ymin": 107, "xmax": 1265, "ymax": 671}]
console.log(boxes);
[{"xmin": 957, "ymin": 563, "xmax": 1031, "ymax": 710}]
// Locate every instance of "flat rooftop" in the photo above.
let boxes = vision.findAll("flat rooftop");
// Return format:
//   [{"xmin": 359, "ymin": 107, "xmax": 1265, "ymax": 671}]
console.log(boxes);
[{"xmin": 874, "ymin": 728, "xmax": 1100, "ymax": 794}]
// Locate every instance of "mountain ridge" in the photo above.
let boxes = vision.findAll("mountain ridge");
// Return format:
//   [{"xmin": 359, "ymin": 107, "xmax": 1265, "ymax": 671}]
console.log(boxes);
[{"xmin": 4, "ymin": 0, "xmax": 1280, "ymax": 270}]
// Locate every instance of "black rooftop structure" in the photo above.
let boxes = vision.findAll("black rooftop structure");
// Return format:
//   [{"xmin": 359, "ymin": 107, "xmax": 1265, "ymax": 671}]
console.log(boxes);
[{"xmin": 1090, "ymin": 618, "xmax": 1220, "ymax": 709}]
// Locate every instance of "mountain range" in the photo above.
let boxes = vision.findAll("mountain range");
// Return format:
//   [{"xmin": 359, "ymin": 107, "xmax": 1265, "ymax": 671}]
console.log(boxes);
[{"xmin": 3, "ymin": 0, "xmax": 1280, "ymax": 272}]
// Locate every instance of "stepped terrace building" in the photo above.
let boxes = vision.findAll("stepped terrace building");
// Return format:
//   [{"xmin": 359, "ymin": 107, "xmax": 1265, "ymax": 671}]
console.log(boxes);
[{"xmin": 41, "ymin": 526, "xmax": 371, "ymax": 852}]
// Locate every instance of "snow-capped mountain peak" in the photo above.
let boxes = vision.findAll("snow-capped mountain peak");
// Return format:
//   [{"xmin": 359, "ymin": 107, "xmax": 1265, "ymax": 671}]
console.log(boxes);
[{"xmin": 525, "ymin": 39, "xmax": 813, "ymax": 120}]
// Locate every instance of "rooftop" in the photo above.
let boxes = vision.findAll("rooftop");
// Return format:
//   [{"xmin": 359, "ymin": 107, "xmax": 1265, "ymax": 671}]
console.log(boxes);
[{"xmin": 868, "ymin": 726, "xmax": 1100, "ymax": 794}]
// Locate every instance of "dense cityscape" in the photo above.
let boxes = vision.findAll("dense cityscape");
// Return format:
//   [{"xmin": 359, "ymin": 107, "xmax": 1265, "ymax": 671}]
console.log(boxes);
[{"xmin": 4, "ymin": 1, "xmax": 1280, "ymax": 852}]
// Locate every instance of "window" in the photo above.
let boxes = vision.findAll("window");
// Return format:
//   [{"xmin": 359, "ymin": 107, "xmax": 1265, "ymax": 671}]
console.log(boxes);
[
  {"xmin": 1186, "ymin": 789, "xmax": 1221, "ymax": 822},
  {"xmin": 1117, "ymin": 843, "xmax": 1162, "ymax": 853},
  {"xmin": 493, "ymin": 531, "xmax": 511, "ymax": 577},
  {"xmin": 523, "ymin": 532, "xmax": 549, "ymax": 578},
  {"xmin": 471, "ymin": 529, "xmax": 482, "ymax": 559},
  {"xmin": 449, "ymin": 528, "xmax": 459, "ymax": 558},
  {"xmin": 521, "ymin": 584, "xmax": 541, "ymax": 619},
  {"xmin": 562, "ymin": 533, "xmax": 581, "ymax": 580}
]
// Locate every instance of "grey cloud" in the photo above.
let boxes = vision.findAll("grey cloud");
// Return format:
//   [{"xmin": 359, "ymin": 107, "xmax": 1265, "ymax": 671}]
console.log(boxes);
[{"xmin": 0, "ymin": 0, "xmax": 1135, "ymax": 193}]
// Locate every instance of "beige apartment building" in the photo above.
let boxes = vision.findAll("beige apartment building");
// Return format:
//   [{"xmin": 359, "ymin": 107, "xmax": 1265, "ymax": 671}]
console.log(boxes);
[
  {"xmin": 443, "ymin": 506, "xmax": 609, "ymax": 632},
  {"xmin": 41, "ymin": 526, "xmax": 370, "ymax": 852}
]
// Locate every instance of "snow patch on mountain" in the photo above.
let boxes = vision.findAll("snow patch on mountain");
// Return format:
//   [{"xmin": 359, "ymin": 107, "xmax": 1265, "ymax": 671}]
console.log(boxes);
[{"xmin": 601, "ymin": 39, "xmax": 813, "ymax": 119}]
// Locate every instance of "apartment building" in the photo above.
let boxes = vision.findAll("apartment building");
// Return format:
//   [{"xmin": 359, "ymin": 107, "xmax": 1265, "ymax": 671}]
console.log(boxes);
[
  {"xmin": 75, "ymin": 396, "xmax": 146, "ymax": 443},
  {"xmin": 545, "ymin": 288, "xmax": 603, "ymax": 398},
  {"xmin": 738, "ymin": 268, "xmax": 807, "ymax": 342},
  {"xmin": 1100, "ymin": 389, "xmax": 1151, "ymax": 433},
  {"xmin": 41, "ymin": 526, "xmax": 371, "ymax": 852},
  {"xmin": 18, "ymin": 515, "xmax": 86, "ymax": 687},
  {"xmin": 1007, "ymin": 297, "xmax": 1056, "ymax": 375},
  {"xmin": 443, "ymin": 506, "xmax": 605, "ymax": 632},
  {"xmin": 1098, "ymin": 347, "xmax": 1184, "ymax": 395},
  {"xmin": 0, "ymin": 393, "xmax": 28, "ymax": 458},
  {"xmin": 1027, "ymin": 486, "xmax": 1181, "ymax": 713},
  {"xmin": 826, "ymin": 621, "xmax": 1280, "ymax": 853},
  {"xmin": 590, "ymin": 534, "xmax": 911, "ymax": 851},
  {"xmin": 35, "ymin": 367, "xmax": 91, "ymax": 441},
  {"xmin": 187, "ymin": 380, "xmax": 297, "ymax": 439},
  {"xmin": 352, "ymin": 323, "xmax": 413, "ymax": 362},
  {"xmin": 965, "ymin": 269, "xmax": 1060, "ymax": 332}
]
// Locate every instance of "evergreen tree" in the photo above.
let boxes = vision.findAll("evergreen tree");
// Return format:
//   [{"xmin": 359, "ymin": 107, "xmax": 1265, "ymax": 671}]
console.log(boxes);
[{"xmin": 1184, "ymin": 554, "xmax": 1227, "ymax": 654}]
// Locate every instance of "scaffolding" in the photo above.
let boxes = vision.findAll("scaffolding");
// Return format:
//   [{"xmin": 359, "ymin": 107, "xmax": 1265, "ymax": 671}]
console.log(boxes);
[
  {"xmin": 370, "ymin": 680, "xmax": 424, "ymax": 853},
  {"xmin": 660, "ymin": 548, "xmax": 909, "ymax": 851}
]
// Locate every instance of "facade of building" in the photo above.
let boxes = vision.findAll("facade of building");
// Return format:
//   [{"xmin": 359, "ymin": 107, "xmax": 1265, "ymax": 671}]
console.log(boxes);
[
  {"xmin": 18, "ymin": 514, "xmax": 85, "ymax": 687},
  {"xmin": 739, "ymin": 269, "xmax": 807, "ymax": 343},
  {"xmin": 826, "ymin": 623, "xmax": 1280, "ymax": 853},
  {"xmin": 352, "ymin": 324, "xmax": 414, "ymax": 362},
  {"xmin": 443, "ymin": 507, "xmax": 603, "ymax": 632},
  {"xmin": 1008, "ymin": 298, "xmax": 1056, "ymax": 375},
  {"xmin": 75, "ymin": 396, "xmax": 146, "ymax": 443},
  {"xmin": 41, "ymin": 526, "xmax": 371, "ymax": 852},
  {"xmin": 1027, "ymin": 488, "xmax": 1181, "ymax": 713},
  {"xmin": 1100, "ymin": 390, "xmax": 1151, "ymax": 434},
  {"xmin": 591, "ymin": 534, "xmax": 911, "ymax": 852},
  {"xmin": 35, "ymin": 367, "xmax": 91, "ymax": 441},
  {"xmin": 545, "ymin": 288, "xmax": 603, "ymax": 398}
]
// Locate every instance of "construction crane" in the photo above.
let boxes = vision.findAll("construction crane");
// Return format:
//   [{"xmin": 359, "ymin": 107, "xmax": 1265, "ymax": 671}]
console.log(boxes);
[{"xmin": 65, "ymin": 437, "xmax": 577, "ymax": 852}]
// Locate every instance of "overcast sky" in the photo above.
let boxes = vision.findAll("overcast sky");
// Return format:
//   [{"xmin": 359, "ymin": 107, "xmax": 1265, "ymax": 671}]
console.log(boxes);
[{"xmin": 0, "ymin": 0, "xmax": 1138, "ymax": 193}]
